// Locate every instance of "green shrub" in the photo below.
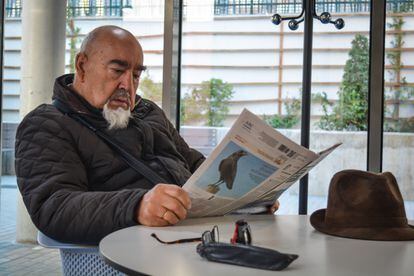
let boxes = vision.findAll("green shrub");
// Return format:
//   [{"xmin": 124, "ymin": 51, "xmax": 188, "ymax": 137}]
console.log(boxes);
[
  {"xmin": 181, "ymin": 78, "xmax": 234, "ymax": 126},
  {"xmin": 317, "ymin": 34, "xmax": 369, "ymax": 131},
  {"xmin": 138, "ymin": 73, "xmax": 162, "ymax": 105},
  {"xmin": 263, "ymin": 99, "xmax": 301, "ymax": 129}
]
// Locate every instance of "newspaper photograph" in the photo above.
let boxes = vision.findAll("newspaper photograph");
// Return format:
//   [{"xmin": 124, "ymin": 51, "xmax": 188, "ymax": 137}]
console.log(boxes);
[{"xmin": 183, "ymin": 108, "xmax": 341, "ymax": 218}]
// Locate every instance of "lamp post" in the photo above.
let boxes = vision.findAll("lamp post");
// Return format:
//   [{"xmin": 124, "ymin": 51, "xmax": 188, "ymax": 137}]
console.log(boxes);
[{"xmin": 271, "ymin": 0, "xmax": 344, "ymax": 214}]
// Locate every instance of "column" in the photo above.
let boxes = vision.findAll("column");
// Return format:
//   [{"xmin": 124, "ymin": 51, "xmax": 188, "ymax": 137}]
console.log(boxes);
[{"xmin": 16, "ymin": 0, "xmax": 66, "ymax": 243}]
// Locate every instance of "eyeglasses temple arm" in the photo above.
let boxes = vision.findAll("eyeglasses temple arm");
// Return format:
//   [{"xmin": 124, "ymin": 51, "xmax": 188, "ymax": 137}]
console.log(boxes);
[{"xmin": 151, "ymin": 233, "xmax": 202, "ymax": 244}]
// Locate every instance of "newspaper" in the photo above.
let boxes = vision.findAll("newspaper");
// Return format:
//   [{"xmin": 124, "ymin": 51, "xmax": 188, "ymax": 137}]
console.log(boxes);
[{"xmin": 183, "ymin": 109, "xmax": 341, "ymax": 218}]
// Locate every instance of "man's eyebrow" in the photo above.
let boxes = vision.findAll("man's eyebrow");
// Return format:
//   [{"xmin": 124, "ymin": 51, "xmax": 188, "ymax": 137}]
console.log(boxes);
[
  {"xmin": 108, "ymin": 59, "xmax": 146, "ymax": 71},
  {"xmin": 108, "ymin": 59, "xmax": 129, "ymax": 67},
  {"xmin": 136, "ymin": 65, "xmax": 147, "ymax": 71}
]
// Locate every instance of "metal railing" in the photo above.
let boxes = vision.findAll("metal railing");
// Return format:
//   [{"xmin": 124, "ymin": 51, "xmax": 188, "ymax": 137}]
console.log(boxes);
[
  {"xmin": 5, "ymin": 0, "xmax": 21, "ymax": 17},
  {"xmin": 214, "ymin": 0, "xmax": 414, "ymax": 16},
  {"xmin": 67, "ymin": 0, "xmax": 132, "ymax": 17},
  {"xmin": 5, "ymin": 0, "xmax": 132, "ymax": 18}
]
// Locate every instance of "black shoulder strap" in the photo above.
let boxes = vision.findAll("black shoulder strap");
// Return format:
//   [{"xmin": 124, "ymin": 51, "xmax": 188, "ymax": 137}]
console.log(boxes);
[{"xmin": 53, "ymin": 99, "xmax": 167, "ymax": 185}]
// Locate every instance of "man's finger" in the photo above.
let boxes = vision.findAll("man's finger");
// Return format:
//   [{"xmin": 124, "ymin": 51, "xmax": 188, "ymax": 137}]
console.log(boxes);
[
  {"xmin": 270, "ymin": 200, "xmax": 280, "ymax": 213},
  {"xmin": 139, "ymin": 212, "xmax": 169, "ymax": 226},
  {"xmin": 163, "ymin": 186, "xmax": 192, "ymax": 209},
  {"xmin": 149, "ymin": 216, "xmax": 170, "ymax": 227},
  {"xmin": 160, "ymin": 196, "xmax": 188, "ymax": 220},
  {"xmin": 162, "ymin": 210, "xmax": 179, "ymax": 225},
  {"xmin": 144, "ymin": 200, "xmax": 169, "ymax": 219}
]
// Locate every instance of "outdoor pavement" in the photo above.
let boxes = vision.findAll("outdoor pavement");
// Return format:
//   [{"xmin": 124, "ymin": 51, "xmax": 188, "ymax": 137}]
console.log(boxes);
[{"xmin": 0, "ymin": 176, "xmax": 413, "ymax": 275}]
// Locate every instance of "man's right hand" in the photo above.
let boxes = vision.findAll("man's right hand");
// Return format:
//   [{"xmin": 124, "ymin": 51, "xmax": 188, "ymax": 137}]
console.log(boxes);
[{"xmin": 136, "ymin": 184, "xmax": 192, "ymax": 226}]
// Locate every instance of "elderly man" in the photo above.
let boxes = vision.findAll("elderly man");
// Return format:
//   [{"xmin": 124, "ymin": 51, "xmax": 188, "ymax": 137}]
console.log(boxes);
[
  {"xmin": 16, "ymin": 25, "xmax": 206, "ymax": 245},
  {"xmin": 16, "ymin": 26, "xmax": 278, "ymax": 245}
]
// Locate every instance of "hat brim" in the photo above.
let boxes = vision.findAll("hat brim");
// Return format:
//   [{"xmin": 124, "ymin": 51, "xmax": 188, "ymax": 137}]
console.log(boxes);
[{"xmin": 310, "ymin": 209, "xmax": 414, "ymax": 241}]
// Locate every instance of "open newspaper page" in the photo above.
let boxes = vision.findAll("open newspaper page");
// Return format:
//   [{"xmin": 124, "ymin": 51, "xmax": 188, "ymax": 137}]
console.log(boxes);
[
  {"xmin": 237, "ymin": 142, "xmax": 342, "ymax": 212},
  {"xmin": 183, "ymin": 109, "xmax": 339, "ymax": 218}
]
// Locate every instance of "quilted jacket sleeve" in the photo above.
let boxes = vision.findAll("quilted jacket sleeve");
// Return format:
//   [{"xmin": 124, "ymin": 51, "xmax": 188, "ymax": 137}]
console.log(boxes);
[
  {"xmin": 163, "ymin": 112, "xmax": 206, "ymax": 173},
  {"xmin": 15, "ymin": 106, "xmax": 146, "ymax": 245}
]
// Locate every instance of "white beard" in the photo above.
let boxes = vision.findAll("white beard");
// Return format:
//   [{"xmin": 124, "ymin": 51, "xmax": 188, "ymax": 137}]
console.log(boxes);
[{"xmin": 102, "ymin": 102, "xmax": 131, "ymax": 130}]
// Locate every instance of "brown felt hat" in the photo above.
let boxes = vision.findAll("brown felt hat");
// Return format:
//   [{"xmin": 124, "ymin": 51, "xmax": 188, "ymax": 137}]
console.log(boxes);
[{"xmin": 310, "ymin": 170, "xmax": 414, "ymax": 241}]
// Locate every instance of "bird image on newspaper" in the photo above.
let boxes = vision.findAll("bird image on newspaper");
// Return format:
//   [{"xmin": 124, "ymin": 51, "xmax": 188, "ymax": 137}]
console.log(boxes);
[{"xmin": 206, "ymin": 150, "xmax": 248, "ymax": 194}]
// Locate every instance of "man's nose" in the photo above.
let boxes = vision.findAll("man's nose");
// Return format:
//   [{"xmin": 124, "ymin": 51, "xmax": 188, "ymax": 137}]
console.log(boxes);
[
  {"xmin": 118, "ymin": 71, "xmax": 137, "ymax": 109},
  {"xmin": 118, "ymin": 71, "xmax": 133, "ymax": 92}
]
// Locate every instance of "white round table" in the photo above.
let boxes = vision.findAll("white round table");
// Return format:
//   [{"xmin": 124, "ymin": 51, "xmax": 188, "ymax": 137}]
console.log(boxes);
[{"xmin": 99, "ymin": 215, "xmax": 414, "ymax": 276}]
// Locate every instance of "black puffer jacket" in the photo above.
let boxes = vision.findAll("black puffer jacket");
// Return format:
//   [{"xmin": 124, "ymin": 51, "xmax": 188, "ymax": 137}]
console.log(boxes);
[{"xmin": 15, "ymin": 74, "xmax": 205, "ymax": 245}]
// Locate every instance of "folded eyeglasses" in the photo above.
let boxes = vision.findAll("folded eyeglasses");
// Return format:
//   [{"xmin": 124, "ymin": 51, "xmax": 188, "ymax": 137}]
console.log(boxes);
[
  {"xmin": 151, "ymin": 219, "xmax": 252, "ymax": 245},
  {"xmin": 151, "ymin": 225, "xmax": 219, "ymax": 245}
]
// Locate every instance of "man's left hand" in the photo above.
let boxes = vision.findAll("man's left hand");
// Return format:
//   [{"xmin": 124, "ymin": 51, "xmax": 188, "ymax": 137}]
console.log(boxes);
[{"xmin": 269, "ymin": 200, "xmax": 280, "ymax": 214}]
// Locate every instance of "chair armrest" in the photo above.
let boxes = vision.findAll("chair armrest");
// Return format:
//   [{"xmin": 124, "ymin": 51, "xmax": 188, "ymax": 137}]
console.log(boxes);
[{"xmin": 37, "ymin": 231, "xmax": 96, "ymax": 249}]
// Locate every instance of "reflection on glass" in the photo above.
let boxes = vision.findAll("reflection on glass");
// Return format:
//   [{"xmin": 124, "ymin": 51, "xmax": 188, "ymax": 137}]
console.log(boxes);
[{"xmin": 383, "ymin": 1, "xmax": 414, "ymax": 219}]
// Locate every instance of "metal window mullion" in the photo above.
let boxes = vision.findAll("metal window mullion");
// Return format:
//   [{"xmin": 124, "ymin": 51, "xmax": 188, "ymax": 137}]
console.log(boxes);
[
  {"xmin": 0, "ymin": 0, "xmax": 4, "ymax": 176},
  {"xmin": 367, "ymin": 0, "xmax": 386, "ymax": 172},
  {"xmin": 162, "ymin": 0, "xmax": 182, "ymax": 128},
  {"xmin": 175, "ymin": 0, "xmax": 183, "ymax": 128}
]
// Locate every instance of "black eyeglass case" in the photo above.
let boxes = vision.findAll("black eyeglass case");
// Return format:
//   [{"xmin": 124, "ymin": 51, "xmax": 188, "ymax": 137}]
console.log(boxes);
[{"xmin": 196, "ymin": 242, "xmax": 298, "ymax": 271}]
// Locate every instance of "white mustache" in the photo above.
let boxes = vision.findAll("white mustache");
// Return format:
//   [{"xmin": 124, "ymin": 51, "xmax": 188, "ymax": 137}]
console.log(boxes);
[{"xmin": 110, "ymin": 89, "xmax": 131, "ymax": 105}]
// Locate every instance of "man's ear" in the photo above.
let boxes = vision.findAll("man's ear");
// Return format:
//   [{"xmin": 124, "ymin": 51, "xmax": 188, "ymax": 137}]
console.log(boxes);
[{"xmin": 75, "ymin": 53, "xmax": 88, "ymax": 81}]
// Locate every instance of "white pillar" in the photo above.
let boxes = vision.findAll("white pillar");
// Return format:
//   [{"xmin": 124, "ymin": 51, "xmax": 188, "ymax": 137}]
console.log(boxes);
[{"xmin": 16, "ymin": 0, "xmax": 66, "ymax": 243}]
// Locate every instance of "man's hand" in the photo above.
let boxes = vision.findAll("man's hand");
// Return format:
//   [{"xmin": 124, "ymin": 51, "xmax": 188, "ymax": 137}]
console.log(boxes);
[
  {"xmin": 269, "ymin": 200, "xmax": 280, "ymax": 214},
  {"xmin": 136, "ymin": 184, "xmax": 191, "ymax": 226}
]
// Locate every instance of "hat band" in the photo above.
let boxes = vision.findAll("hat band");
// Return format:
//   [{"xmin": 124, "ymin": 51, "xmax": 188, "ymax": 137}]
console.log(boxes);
[{"xmin": 325, "ymin": 215, "xmax": 408, "ymax": 228}]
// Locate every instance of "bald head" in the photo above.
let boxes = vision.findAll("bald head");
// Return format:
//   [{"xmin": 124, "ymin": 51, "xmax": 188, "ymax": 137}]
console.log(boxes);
[
  {"xmin": 72, "ymin": 25, "xmax": 145, "ymax": 111},
  {"xmin": 79, "ymin": 25, "xmax": 143, "ymax": 58}
]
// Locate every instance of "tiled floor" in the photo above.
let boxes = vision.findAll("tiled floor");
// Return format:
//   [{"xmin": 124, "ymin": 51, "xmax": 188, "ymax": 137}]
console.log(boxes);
[
  {"xmin": 0, "ymin": 187, "xmax": 61, "ymax": 275},
  {"xmin": 0, "ymin": 176, "xmax": 413, "ymax": 275}
]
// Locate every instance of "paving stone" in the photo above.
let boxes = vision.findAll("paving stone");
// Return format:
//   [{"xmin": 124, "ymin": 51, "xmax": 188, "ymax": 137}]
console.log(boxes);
[{"xmin": 0, "ymin": 187, "xmax": 62, "ymax": 275}]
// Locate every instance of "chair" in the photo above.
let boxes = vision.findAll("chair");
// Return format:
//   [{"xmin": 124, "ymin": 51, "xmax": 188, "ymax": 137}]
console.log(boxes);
[{"xmin": 37, "ymin": 232, "xmax": 124, "ymax": 276}]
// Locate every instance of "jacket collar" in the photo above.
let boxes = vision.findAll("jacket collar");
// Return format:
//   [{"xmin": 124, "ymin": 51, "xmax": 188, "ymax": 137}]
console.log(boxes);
[{"xmin": 52, "ymin": 74, "xmax": 102, "ymax": 118}]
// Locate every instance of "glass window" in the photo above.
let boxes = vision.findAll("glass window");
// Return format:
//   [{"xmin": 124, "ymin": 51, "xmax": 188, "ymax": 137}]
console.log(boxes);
[
  {"xmin": 307, "ymin": 2, "xmax": 372, "ymax": 214},
  {"xmin": 383, "ymin": 0, "xmax": 414, "ymax": 220},
  {"xmin": 180, "ymin": 1, "xmax": 304, "ymax": 213},
  {"xmin": 1, "ymin": 0, "xmax": 22, "ymax": 239},
  {"xmin": 1, "ymin": 0, "xmax": 165, "ymax": 237},
  {"xmin": 179, "ymin": 1, "xmax": 378, "ymax": 215}
]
